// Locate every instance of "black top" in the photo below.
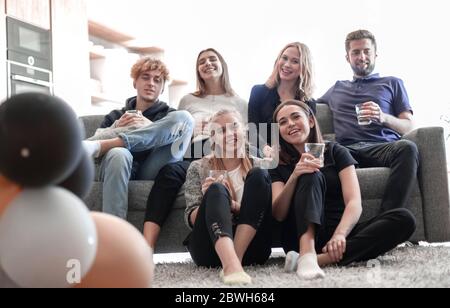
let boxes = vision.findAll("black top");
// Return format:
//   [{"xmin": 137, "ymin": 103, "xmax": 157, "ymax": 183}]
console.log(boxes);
[
  {"xmin": 248, "ymin": 84, "xmax": 317, "ymax": 146},
  {"xmin": 269, "ymin": 142, "xmax": 357, "ymax": 222}
]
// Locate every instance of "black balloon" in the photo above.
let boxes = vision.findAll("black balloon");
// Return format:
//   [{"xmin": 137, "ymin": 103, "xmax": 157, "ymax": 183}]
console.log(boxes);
[
  {"xmin": 0, "ymin": 93, "xmax": 82, "ymax": 187},
  {"xmin": 58, "ymin": 149, "xmax": 94, "ymax": 199}
]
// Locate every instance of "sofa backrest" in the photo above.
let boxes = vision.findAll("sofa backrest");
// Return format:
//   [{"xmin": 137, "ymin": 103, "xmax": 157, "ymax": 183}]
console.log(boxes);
[
  {"xmin": 79, "ymin": 104, "xmax": 335, "ymax": 140},
  {"xmin": 316, "ymin": 103, "xmax": 335, "ymax": 141},
  {"xmin": 80, "ymin": 115, "xmax": 104, "ymax": 139}
]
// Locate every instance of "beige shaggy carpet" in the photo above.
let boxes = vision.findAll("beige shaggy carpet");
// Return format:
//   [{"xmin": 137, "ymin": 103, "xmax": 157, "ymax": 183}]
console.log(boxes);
[
  {"xmin": 1, "ymin": 243, "xmax": 448, "ymax": 288},
  {"xmin": 152, "ymin": 244, "xmax": 450, "ymax": 288}
]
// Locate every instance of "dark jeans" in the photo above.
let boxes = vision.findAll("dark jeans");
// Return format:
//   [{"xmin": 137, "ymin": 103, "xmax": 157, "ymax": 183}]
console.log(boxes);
[
  {"xmin": 186, "ymin": 168, "xmax": 273, "ymax": 268},
  {"xmin": 144, "ymin": 160, "xmax": 191, "ymax": 225},
  {"xmin": 282, "ymin": 172, "xmax": 416, "ymax": 266},
  {"xmin": 346, "ymin": 140, "xmax": 419, "ymax": 212}
]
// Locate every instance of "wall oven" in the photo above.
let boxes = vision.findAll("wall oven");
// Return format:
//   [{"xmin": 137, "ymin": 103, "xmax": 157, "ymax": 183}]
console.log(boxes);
[
  {"xmin": 6, "ymin": 16, "xmax": 53, "ymax": 97},
  {"xmin": 7, "ymin": 61, "xmax": 53, "ymax": 95}
]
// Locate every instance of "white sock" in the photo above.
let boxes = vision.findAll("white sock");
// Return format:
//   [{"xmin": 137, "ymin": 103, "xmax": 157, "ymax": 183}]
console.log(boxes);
[
  {"xmin": 83, "ymin": 140, "xmax": 101, "ymax": 158},
  {"xmin": 284, "ymin": 251, "xmax": 300, "ymax": 272},
  {"xmin": 296, "ymin": 253, "xmax": 325, "ymax": 280}
]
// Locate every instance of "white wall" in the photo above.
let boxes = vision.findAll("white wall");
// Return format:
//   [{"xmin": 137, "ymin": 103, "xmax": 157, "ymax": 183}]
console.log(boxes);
[{"xmin": 51, "ymin": 0, "xmax": 91, "ymax": 113}]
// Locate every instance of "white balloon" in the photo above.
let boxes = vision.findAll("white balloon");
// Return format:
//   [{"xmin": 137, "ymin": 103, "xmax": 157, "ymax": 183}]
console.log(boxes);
[{"xmin": 0, "ymin": 187, "xmax": 97, "ymax": 288}]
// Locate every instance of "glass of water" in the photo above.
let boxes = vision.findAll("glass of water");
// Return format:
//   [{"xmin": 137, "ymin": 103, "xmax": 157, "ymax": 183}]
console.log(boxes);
[
  {"xmin": 304, "ymin": 143, "xmax": 325, "ymax": 167},
  {"xmin": 355, "ymin": 103, "xmax": 372, "ymax": 126}
]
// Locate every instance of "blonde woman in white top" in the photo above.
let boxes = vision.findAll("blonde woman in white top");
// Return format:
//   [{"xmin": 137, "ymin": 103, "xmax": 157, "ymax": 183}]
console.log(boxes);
[{"xmin": 183, "ymin": 110, "xmax": 272, "ymax": 285}]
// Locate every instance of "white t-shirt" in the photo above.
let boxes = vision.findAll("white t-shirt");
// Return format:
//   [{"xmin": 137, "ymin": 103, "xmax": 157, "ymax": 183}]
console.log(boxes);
[
  {"xmin": 178, "ymin": 94, "xmax": 248, "ymax": 142},
  {"xmin": 227, "ymin": 166, "xmax": 245, "ymax": 203}
]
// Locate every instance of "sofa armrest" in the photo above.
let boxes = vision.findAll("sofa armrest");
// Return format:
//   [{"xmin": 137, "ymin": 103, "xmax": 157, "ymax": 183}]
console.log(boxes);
[{"xmin": 403, "ymin": 126, "xmax": 450, "ymax": 242}]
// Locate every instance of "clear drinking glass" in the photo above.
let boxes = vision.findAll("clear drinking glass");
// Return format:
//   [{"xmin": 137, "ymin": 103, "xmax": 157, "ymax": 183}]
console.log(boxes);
[
  {"xmin": 355, "ymin": 103, "xmax": 372, "ymax": 126},
  {"xmin": 209, "ymin": 170, "xmax": 228, "ymax": 182},
  {"xmin": 304, "ymin": 143, "xmax": 325, "ymax": 167}
]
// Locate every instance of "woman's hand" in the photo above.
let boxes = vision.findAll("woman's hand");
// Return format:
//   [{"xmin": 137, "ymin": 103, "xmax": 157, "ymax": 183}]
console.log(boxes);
[
  {"xmin": 291, "ymin": 153, "xmax": 321, "ymax": 180},
  {"xmin": 263, "ymin": 145, "xmax": 274, "ymax": 158},
  {"xmin": 201, "ymin": 177, "xmax": 216, "ymax": 195},
  {"xmin": 322, "ymin": 234, "xmax": 346, "ymax": 263},
  {"xmin": 231, "ymin": 200, "xmax": 241, "ymax": 214},
  {"xmin": 201, "ymin": 175, "xmax": 230, "ymax": 195}
]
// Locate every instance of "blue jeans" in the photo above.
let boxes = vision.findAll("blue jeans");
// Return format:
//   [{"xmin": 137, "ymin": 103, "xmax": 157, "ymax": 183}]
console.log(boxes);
[{"xmin": 98, "ymin": 111, "xmax": 194, "ymax": 219}]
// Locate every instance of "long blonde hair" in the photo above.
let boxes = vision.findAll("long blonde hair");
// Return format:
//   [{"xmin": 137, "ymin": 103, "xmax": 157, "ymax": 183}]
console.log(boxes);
[
  {"xmin": 193, "ymin": 48, "xmax": 236, "ymax": 98},
  {"xmin": 266, "ymin": 42, "xmax": 314, "ymax": 101},
  {"xmin": 207, "ymin": 109, "xmax": 252, "ymax": 201}
]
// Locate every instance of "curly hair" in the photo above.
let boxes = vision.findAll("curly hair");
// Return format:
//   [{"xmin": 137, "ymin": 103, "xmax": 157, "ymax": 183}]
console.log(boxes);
[{"xmin": 130, "ymin": 57, "xmax": 170, "ymax": 83}]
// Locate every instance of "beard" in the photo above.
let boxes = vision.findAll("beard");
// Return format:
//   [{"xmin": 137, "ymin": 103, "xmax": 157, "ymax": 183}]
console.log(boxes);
[{"xmin": 351, "ymin": 61, "xmax": 375, "ymax": 77}]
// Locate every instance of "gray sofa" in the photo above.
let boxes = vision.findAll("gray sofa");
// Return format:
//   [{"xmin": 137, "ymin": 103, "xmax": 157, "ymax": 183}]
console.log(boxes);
[{"xmin": 81, "ymin": 104, "xmax": 450, "ymax": 253}]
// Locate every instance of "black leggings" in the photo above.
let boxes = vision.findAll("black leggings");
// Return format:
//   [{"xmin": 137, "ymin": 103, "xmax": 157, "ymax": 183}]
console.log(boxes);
[
  {"xmin": 282, "ymin": 172, "xmax": 416, "ymax": 266},
  {"xmin": 145, "ymin": 138, "xmax": 263, "ymax": 225},
  {"xmin": 144, "ymin": 160, "xmax": 191, "ymax": 225},
  {"xmin": 186, "ymin": 168, "xmax": 273, "ymax": 268}
]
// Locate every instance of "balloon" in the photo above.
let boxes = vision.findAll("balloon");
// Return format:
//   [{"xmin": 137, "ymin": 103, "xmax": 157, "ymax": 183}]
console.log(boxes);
[
  {"xmin": 58, "ymin": 150, "xmax": 95, "ymax": 199},
  {"xmin": 0, "ymin": 175, "xmax": 21, "ymax": 217},
  {"xmin": 0, "ymin": 93, "xmax": 83, "ymax": 187},
  {"xmin": 77, "ymin": 212, "xmax": 154, "ymax": 288},
  {"xmin": 0, "ymin": 187, "xmax": 97, "ymax": 288}
]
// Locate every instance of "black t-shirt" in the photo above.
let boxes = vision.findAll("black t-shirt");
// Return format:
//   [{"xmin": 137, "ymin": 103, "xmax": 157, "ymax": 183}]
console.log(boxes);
[{"xmin": 269, "ymin": 142, "xmax": 357, "ymax": 222}]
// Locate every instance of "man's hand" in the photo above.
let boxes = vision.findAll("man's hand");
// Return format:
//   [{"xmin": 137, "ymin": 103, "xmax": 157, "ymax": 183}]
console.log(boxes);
[
  {"xmin": 360, "ymin": 101, "xmax": 386, "ymax": 124},
  {"xmin": 359, "ymin": 101, "xmax": 414, "ymax": 134},
  {"xmin": 117, "ymin": 112, "xmax": 152, "ymax": 128}
]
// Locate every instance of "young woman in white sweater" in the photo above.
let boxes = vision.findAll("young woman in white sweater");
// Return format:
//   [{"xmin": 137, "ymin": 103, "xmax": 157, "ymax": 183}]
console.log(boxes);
[{"xmin": 143, "ymin": 48, "xmax": 248, "ymax": 249}]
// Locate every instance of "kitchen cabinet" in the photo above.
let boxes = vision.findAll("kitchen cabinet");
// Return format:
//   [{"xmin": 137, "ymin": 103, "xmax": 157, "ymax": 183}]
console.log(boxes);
[{"xmin": 6, "ymin": 0, "xmax": 50, "ymax": 29}]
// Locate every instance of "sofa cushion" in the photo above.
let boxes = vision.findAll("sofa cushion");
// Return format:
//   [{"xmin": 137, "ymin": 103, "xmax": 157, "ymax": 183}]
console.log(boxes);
[{"xmin": 85, "ymin": 181, "xmax": 187, "ymax": 212}]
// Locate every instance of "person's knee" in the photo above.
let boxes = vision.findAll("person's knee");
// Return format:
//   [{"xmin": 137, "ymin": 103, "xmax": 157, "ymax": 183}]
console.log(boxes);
[
  {"xmin": 396, "ymin": 140, "xmax": 419, "ymax": 163},
  {"xmin": 247, "ymin": 167, "xmax": 271, "ymax": 186},
  {"xmin": 168, "ymin": 110, "xmax": 194, "ymax": 128},
  {"xmin": 155, "ymin": 161, "xmax": 189, "ymax": 182},
  {"xmin": 204, "ymin": 183, "xmax": 231, "ymax": 205},
  {"xmin": 392, "ymin": 208, "xmax": 417, "ymax": 236},
  {"xmin": 297, "ymin": 172, "xmax": 325, "ymax": 189},
  {"xmin": 104, "ymin": 148, "xmax": 133, "ymax": 169},
  {"xmin": 206, "ymin": 182, "xmax": 230, "ymax": 197}
]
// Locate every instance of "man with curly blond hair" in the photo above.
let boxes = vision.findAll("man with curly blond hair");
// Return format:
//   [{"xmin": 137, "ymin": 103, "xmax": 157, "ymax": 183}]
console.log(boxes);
[{"xmin": 85, "ymin": 57, "xmax": 194, "ymax": 219}]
